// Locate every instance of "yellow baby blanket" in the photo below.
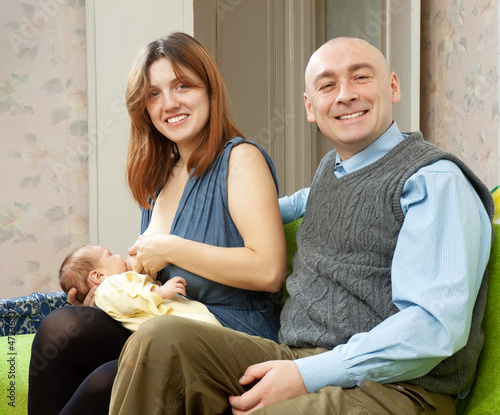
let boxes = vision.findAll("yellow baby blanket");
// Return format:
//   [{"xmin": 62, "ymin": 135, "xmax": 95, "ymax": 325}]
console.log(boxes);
[{"xmin": 95, "ymin": 271, "xmax": 221, "ymax": 331}]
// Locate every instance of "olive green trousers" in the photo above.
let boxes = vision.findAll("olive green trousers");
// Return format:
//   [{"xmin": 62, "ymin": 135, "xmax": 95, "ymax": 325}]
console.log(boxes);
[{"xmin": 110, "ymin": 316, "xmax": 456, "ymax": 415}]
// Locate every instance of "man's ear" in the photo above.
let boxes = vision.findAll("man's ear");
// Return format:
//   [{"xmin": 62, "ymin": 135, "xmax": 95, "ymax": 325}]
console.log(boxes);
[
  {"xmin": 304, "ymin": 93, "xmax": 316, "ymax": 123},
  {"xmin": 390, "ymin": 72, "xmax": 401, "ymax": 104},
  {"xmin": 89, "ymin": 269, "xmax": 106, "ymax": 284}
]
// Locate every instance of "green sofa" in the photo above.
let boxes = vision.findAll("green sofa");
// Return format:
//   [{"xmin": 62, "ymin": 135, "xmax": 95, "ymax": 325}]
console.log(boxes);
[
  {"xmin": 283, "ymin": 219, "xmax": 500, "ymax": 415},
  {"xmin": 1, "ymin": 219, "xmax": 499, "ymax": 414},
  {"xmin": 455, "ymin": 222, "xmax": 500, "ymax": 414}
]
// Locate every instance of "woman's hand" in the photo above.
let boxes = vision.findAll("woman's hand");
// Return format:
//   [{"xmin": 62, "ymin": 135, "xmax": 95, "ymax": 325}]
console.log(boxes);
[
  {"xmin": 129, "ymin": 234, "xmax": 178, "ymax": 279},
  {"xmin": 66, "ymin": 285, "xmax": 97, "ymax": 307}
]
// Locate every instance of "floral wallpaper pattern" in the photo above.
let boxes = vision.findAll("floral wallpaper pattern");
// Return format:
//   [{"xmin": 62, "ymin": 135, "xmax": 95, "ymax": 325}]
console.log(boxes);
[
  {"xmin": 0, "ymin": 0, "xmax": 88, "ymax": 298},
  {"xmin": 421, "ymin": 0, "xmax": 499, "ymax": 189},
  {"xmin": 1, "ymin": 1, "xmax": 499, "ymax": 299}
]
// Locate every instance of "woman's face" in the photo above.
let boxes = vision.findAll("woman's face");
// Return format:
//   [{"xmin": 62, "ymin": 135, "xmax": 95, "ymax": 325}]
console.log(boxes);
[{"xmin": 146, "ymin": 58, "xmax": 210, "ymax": 149}]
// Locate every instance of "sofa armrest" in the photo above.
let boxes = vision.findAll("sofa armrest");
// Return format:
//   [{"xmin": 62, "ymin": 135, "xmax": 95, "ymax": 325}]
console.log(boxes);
[{"xmin": 0, "ymin": 292, "xmax": 69, "ymax": 336}]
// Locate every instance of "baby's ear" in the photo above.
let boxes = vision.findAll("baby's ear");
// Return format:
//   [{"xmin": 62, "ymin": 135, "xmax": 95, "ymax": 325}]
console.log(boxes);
[{"xmin": 89, "ymin": 269, "xmax": 106, "ymax": 284}]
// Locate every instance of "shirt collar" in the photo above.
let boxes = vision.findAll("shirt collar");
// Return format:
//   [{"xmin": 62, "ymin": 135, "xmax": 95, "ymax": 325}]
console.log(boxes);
[{"xmin": 334, "ymin": 122, "xmax": 405, "ymax": 177}]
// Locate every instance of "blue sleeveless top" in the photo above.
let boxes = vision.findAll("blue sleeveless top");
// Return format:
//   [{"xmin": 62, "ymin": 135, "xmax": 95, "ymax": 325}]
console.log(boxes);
[{"xmin": 140, "ymin": 137, "xmax": 281, "ymax": 341}]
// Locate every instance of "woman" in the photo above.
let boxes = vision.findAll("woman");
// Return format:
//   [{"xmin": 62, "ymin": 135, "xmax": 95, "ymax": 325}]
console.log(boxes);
[{"xmin": 28, "ymin": 32, "xmax": 286, "ymax": 414}]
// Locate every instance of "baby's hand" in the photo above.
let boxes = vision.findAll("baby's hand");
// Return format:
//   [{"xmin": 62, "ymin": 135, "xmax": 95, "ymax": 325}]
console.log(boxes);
[{"xmin": 154, "ymin": 276, "xmax": 187, "ymax": 299}]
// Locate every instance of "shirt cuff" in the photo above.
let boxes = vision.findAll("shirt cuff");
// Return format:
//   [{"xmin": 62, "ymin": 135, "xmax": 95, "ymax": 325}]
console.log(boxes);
[
  {"xmin": 279, "ymin": 196, "xmax": 295, "ymax": 224},
  {"xmin": 294, "ymin": 348, "xmax": 354, "ymax": 392}
]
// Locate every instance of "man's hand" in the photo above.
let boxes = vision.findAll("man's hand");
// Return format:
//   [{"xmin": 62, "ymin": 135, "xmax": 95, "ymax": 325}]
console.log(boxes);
[
  {"xmin": 66, "ymin": 285, "xmax": 97, "ymax": 307},
  {"xmin": 229, "ymin": 360, "xmax": 307, "ymax": 414}
]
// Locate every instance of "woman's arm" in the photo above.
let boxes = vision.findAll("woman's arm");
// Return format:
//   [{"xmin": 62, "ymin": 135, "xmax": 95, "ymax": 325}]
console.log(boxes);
[
  {"xmin": 131, "ymin": 143, "xmax": 287, "ymax": 292},
  {"xmin": 66, "ymin": 286, "xmax": 97, "ymax": 306}
]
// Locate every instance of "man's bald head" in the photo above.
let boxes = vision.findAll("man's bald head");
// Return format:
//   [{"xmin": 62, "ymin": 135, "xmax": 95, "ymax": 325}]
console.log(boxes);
[
  {"xmin": 305, "ymin": 37, "xmax": 390, "ymax": 94},
  {"xmin": 303, "ymin": 36, "xmax": 400, "ymax": 160}
]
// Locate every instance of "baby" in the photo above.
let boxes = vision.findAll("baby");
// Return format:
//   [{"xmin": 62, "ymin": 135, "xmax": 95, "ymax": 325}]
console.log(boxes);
[{"xmin": 58, "ymin": 244, "xmax": 221, "ymax": 331}]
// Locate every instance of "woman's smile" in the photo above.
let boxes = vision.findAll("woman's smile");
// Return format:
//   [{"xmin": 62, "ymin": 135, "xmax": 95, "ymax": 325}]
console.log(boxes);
[{"xmin": 166, "ymin": 114, "xmax": 189, "ymax": 124}]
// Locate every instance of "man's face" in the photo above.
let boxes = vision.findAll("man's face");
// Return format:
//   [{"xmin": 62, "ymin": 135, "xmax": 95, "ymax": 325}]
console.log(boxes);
[{"xmin": 304, "ymin": 38, "xmax": 401, "ymax": 160}]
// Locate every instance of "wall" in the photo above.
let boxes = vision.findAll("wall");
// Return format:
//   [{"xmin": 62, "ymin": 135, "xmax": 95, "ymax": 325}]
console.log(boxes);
[
  {"xmin": 325, "ymin": 0, "xmax": 421, "ymax": 137},
  {"xmin": 421, "ymin": 1, "xmax": 499, "ymax": 188},
  {"xmin": 0, "ymin": 0, "xmax": 88, "ymax": 298},
  {"xmin": 0, "ymin": 0, "xmax": 193, "ymax": 299},
  {"xmin": 87, "ymin": 0, "xmax": 193, "ymax": 262},
  {"xmin": 2, "ymin": 0, "xmax": 499, "ymax": 299},
  {"xmin": 194, "ymin": 0, "xmax": 321, "ymax": 196}
]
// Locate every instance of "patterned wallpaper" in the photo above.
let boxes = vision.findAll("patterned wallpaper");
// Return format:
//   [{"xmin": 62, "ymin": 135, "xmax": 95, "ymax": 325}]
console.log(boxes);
[
  {"xmin": 0, "ymin": 0, "xmax": 88, "ymax": 298},
  {"xmin": 1, "ymin": 1, "xmax": 499, "ymax": 299},
  {"xmin": 421, "ymin": 1, "xmax": 499, "ymax": 189}
]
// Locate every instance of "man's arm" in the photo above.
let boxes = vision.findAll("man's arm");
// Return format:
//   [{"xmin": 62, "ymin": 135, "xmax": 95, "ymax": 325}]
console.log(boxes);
[
  {"xmin": 232, "ymin": 160, "xmax": 491, "ymax": 411},
  {"xmin": 279, "ymin": 187, "xmax": 310, "ymax": 224},
  {"xmin": 296, "ymin": 160, "xmax": 492, "ymax": 392}
]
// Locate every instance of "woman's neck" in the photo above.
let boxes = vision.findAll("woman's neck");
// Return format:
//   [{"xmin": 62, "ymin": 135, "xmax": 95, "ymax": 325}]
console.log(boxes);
[{"xmin": 175, "ymin": 142, "xmax": 197, "ymax": 172}]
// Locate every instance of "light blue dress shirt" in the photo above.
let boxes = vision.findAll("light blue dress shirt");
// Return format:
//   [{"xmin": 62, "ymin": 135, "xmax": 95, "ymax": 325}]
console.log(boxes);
[
  {"xmin": 279, "ymin": 188, "xmax": 310, "ymax": 224},
  {"xmin": 280, "ymin": 123, "xmax": 492, "ymax": 394}
]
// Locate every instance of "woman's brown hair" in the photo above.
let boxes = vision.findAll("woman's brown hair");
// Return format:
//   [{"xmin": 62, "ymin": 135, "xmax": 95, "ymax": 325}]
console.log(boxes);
[{"xmin": 126, "ymin": 32, "xmax": 244, "ymax": 209}]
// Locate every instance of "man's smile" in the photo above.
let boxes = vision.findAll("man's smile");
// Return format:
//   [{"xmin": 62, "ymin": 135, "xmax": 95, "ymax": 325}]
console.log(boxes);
[{"xmin": 336, "ymin": 111, "xmax": 367, "ymax": 120}]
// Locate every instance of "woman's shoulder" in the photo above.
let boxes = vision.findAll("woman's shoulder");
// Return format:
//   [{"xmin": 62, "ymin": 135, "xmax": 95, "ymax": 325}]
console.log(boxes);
[
  {"xmin": 225, "ymin": 138, "xmax": 279, "ymax": 190},
  {"xmin": 216, "ymin": 137, "xmax": 278, "ymax": 189},
  {"xmin": 226, "ymin": 138, "xmax": 275, "ymax": 172},
  {"xmin": 228, "ymin": 139, "xmax": 264, "ymax": 156},
  {"xmin": 224, "ymin": 137, "xmax": 271, "ymax": 161}
]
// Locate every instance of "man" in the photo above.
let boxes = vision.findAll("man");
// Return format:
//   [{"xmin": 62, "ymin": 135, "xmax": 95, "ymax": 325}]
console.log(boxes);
[{"xmin": 109, "ymin": 37, "xmax": 494, "ymax": 415}]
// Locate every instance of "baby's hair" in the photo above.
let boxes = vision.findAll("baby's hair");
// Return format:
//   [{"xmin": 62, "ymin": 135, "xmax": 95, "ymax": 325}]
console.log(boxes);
[{"xmin": 59, "ymin": 245, "xmax": 100, "ymax": 303}]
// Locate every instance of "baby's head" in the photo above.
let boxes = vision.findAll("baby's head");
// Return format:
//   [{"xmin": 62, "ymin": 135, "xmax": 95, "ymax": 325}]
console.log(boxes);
[{"xmin": 59, "ymin": 245, "xmax": 129, "ymax": 302}]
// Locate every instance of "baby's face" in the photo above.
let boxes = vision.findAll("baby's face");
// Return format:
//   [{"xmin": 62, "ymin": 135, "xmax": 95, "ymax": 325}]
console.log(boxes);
[{"xmin": 91, "ymin": 246, "xmax": 128, "ymax": 276}]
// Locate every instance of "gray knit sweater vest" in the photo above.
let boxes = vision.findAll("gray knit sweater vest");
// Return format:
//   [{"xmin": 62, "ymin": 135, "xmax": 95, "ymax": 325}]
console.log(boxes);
[{"xmin": 279, "ymin": 132, "xmax": 494, "ymax": 394}]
